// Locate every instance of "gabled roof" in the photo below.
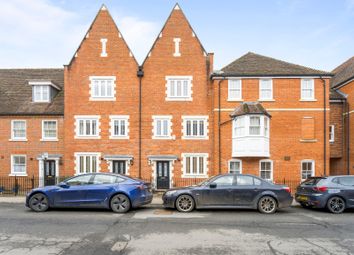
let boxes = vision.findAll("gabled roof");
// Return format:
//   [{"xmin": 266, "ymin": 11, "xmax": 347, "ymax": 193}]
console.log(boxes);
[
  {"xmin": 331, "ymin": 56, "xmax": 354, "ymax": 88},
  {"xmin": 67, "ymin": 4, "xmax": 138, "ymax": 66},
  {"xmin": 142, "ymin": 3, "xmax": 208, "ymax": 65},
  {"xmin": 230, "ymin": 102, "xmax": 271, "ymax": 118},
  {"xmin": 0, "ymin": 69, "xmax": 64, "ymax": 115},
  {"xmin": 214, "ymin": 52, "xmax": 331, "ymax": 77}
]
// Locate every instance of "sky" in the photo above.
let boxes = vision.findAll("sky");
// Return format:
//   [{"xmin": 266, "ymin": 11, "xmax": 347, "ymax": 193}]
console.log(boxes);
[{"xmin": 0, "ymin": 0, "xmax": 353, "ymax": 71}]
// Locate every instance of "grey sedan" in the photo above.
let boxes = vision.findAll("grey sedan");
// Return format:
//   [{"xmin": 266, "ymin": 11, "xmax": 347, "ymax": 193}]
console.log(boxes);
[
  {"xmin": 295, "ymin": 175, "xmax": 354, "ymax": 213},
  {"xmin": 163, "ymin": 174, "xmax": 293, "ymax": 214}
]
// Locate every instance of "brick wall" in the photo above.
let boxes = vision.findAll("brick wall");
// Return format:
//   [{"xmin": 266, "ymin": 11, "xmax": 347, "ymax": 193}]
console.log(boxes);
[
  {"xmin": 212, "ymin": 78, "xmax": 330, "ymax": 182},
  {"xmin": 0, "ymin": 116, "xmax": 64, "ymax": 177}
]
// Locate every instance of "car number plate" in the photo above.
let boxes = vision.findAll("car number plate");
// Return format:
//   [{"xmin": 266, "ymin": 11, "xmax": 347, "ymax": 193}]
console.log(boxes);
[{"xmin": 297, "ymin": 195, "xmax": 308, "ymax": 201}]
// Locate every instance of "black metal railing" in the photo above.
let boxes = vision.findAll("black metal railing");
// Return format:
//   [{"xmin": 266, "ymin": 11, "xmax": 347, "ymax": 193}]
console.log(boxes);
[{"xmin": 0, "ymin": 175, "xmax": 302, "ymax": 196}]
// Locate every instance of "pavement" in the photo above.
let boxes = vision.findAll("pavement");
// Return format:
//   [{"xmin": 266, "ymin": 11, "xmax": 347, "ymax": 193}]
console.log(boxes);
[{"xmin": 1, "ymin": 195, "xmax": 354, "ymax": 254}]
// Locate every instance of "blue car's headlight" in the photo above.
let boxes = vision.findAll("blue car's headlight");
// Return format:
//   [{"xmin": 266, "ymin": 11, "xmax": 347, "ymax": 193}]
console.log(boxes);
[{"xmin": 165, "ymin": 190, "xmax": 177, "ymax": 196}]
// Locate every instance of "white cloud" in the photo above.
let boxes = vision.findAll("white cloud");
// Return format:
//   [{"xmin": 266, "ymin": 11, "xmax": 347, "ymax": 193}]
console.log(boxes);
[
  {"xmin": 0, "ymin": 0, "xmax": 86, "ymax": 67},
  {"xmin": 111, "ymin": 12, "xmax": 160, "ymax": 64}
]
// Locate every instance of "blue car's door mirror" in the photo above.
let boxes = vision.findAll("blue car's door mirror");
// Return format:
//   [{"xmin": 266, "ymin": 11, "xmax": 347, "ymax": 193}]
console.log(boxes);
[
  {"xmin": 59, "ymin": 182, "xmax": 69, "ymax": 188},
  {"xmin": 209, "ymin": 183, "xmax": 217, "ymax": 189}
]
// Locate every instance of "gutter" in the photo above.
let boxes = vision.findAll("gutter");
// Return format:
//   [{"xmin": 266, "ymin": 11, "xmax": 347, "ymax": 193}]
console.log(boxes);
[{"xmin": 137, "ymin": 66, "xmax": 144, "ymax": 178}]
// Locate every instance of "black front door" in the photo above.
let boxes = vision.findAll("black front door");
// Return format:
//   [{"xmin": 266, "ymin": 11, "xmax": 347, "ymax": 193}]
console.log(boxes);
[
  {"xmin": 156, "ymin": 161, "xmax": 170, "ymax": 189},
  {"xmin": 112, "ymin": 160, "xmax": 126, "ymax": 175},
  {"xmin": 44, "ymin": 160, "xmax": 56, "ymax": 186}
]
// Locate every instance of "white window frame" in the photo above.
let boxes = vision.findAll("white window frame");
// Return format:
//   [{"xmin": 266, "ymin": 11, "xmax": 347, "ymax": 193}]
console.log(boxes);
[
  {"xmin": 301, "ymin": 160, "xmax": 315, "ymax": 181},
  {"xmin": 10, "ymin": 120, "xmax": 27, "ymax": 141},
  {"xmin": 74, "ymin": 115, "xmax": 101, "ymax": 139},
  {"xmin": 41, "ymin": 120, "xmax": 58, "ymax": 141},
  {"xmin": 33, "ymin": 85, "xmax": 50, "ymax": 103},
  {"xmin": 182, "ymin": 153, "xmax": 208, "ymax": 178},
  {"xmin": 259, "ymin": 160, "xmax": 273, "ymax": 181},
  {"xmin": 10, "ymin": 155, "xmax": 27, "ymax": 176},
  {"xmin": 182, "ymin": 116, "xmax": 208, "ymax": 139},
  {"xmin": 259, "ymin": 79, "xmax": 274, "ymax": 101},
  {"xmin": 329, "ymin": 125, "xmax": 335, "ymax": 143},
  {"xmin": 229, "ymin": 159, "xmax": 242, "ymax": 174},
  {"xmin": 228, "ymin": 79, "xmax": 242, "ymax": 101},
  {"xmin": 232, "ymin": 115, "xmax": 269, "ymax": 138},
  {"xmin": 74, "ymin": 153, "xmax": 101, "ymax": 175},
  {"xmin": 89, "ymin": 76, "xmax": 116, "ymax": 101},
  {"xmin": 165, "ymin": 76, "xmax": 192, "ymax": 101},
  {"xmin": 109, "ymin": 115, "xmax": 129, "ymax": 139},
  {"xmin": 152, "ymin": 115, "xmax": 173, "ymax": 139},
  {"xmin": 300, "ymin": 78, "xmax": 315, "ymax": 101}
]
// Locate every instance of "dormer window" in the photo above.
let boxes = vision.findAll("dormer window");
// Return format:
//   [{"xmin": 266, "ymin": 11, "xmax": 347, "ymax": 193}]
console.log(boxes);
[
  {"xmin": 28, "ymin": 80, "xmax": 61, "ymax": 103},
  {"xmin": 33, "ymin": 85, "xmax": 50, "ymax": 102}
]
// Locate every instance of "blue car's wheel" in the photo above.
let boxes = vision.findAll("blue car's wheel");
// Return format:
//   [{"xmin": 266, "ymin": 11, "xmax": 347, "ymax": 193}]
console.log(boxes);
[
  {"xmin": 29, "ymin": 193, "xmax": 49, "ymax": 212},
  {"xmin": 258, "ymin": 196, "xmax": 277, "ymax": 214},
  {"xmin": 110, "ymin": 194, "xmax": 131, "ymax": 213}
]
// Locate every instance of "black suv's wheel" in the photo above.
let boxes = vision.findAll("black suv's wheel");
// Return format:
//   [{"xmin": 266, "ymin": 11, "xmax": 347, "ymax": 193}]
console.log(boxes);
[
  {"xmin": 175, "ymin": 195, "xmax": 195, "ymax": 212},
  {"xmin": 29, "ymin": 193, "xmax": 49, "ymax": 212},
  {"xmin": 258, "ymin": 196, "xmax": 277, "ymax": 214},
  {"xmin": 327, "ymin": 196, "xmax": 345, "ymax": 214},
  {"xmin": 110, "ymin": 194, "xmax": 131, "ymax": 213}
]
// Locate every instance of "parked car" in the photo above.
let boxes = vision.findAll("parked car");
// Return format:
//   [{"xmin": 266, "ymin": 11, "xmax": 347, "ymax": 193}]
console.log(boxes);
[
  {"xmin": 26, "ymin": 173, "xmax": 153, "ymax": 213},
  {"xmin": 295, "ymin": 176, "xmax": 354, "ymax": 214},
  {"xmin": 163, "ymin": 174, "xmax": 293, "ymax": 214}
]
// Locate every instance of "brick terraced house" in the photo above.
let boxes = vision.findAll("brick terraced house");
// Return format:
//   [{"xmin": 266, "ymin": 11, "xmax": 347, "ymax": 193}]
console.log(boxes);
[{"xmin": 0, "ymin": 4, "xmax": 353, "ymax": 190}]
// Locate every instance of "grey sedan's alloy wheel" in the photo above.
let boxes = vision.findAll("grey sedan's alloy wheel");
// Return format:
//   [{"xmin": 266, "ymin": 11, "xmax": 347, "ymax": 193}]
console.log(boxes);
[
  {"xmin": 29, "ymin": 193, "xmax": 49, "ymax": 212},
  {"xmin": 110, "ymin": 194, "xmax": 131, "ymax": 213},
  {"xmin": 258, "ymin": 196, "xmax": 277, "ymax": 214},
  {"xmin": 327, "ymin": 196, "xmax": 345, "ymax": 214},
  {"xmin": 176, "ymin": 195, "xmax": 195, "ymax": 212}
]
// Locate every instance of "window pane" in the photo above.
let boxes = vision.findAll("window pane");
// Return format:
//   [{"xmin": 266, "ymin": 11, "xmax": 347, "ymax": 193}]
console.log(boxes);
[
  {"xmin": 230, "ymin": 161, "xmax": 240, "ymax": 174},
  {"xmin": 186, "ymin": 157, "xmax": 190, "ymax": 174},
  {"xmin": 213, "ymin": 175, "xmax": 234, "ymax": 186},
  {"xmin": 183, "ymin": 81, "xmax": 188, "ymax": 96},
  {"xmin": 163, "ymin": 120, "xmax": 168, "ymax": 136},
  {"xmin": 86, "ymin": 156, "xmax": 91, "ymax": 173},
  {"xmin": 92, "ymin": 156, "xmax": 97, "ymax": 173},
  {"xmin": 193, "ymin": 157, "xmax": 197, "ymax": 174},
  {"xmin": 186, "ymin": 120, "xmax": 191, "ymax": 136},
  {"xmin": 170, "ymin": 81, "xmax": 175, "ymax": 97},
  {"xmin": 237, "ymin": 176, "xmax": 254, "ymax": 185},
  {"xmin": 176, "ymin": 81, "xmax": 182, "ymax": 97},
  {"xmin": 92, "ymin": 120, "xmax": 97, "ymax": 135},
  {"xmin": 199, "ymin": 157, "xmax": 204, "ymax": 174},
  {"xmin": 199, "ymin": 121, "xmax": 204, "ymax": 136},
  {"xmin": 79, "ymin": 156, "xmax": 84, "ymax": 173},
  {"xmin": 192, "ymin": 121, "xmax": 198, "ymax": 136},
  {"xmin": 120, "ymin": 120, "xmax": 125, "ymax": 136}
]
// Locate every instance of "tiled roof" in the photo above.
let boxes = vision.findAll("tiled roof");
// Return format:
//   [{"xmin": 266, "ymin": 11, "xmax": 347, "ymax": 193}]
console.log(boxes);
[
  {"xmin": 0, "ymin": 69, "xmax": 64, "ymax": 115},
  {"xmin": 331, "ymin": 56, "xmax": 354, "ymax": 88},
  {"xmin": 230, "ymin": 102, "xmax": 271, "ymax": 118},
  {"xmin": 330, "ymin": 89, "xmax": 346, "ymax": 101},
  {"xmin": 215, "ymin": 52, "xmax": 331, "ymax": 77}
]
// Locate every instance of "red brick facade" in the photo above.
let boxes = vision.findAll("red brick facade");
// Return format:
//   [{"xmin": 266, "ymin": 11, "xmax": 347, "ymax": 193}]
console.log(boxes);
[{"xmin": 0, "ymin": 4, "xmax": 352, "ymax": 188}]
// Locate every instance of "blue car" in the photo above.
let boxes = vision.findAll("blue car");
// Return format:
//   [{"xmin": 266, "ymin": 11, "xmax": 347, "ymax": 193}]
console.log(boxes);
[{"xmin": 26, "ymin": 173, "xmax": 153, "ymax": 213}]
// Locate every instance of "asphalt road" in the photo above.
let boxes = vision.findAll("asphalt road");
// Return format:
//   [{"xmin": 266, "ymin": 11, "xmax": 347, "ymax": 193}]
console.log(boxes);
[{"xmin": 1, "ymin": 203, "xmax": 354, "ymax": 255}]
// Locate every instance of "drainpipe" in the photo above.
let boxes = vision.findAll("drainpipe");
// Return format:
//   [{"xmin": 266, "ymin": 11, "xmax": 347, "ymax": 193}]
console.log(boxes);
[
  {"xmin": 218, "ymin": 77, "xmax": 226, "ymax": 174},
  {"xmin": 320, "ymin": 77, "xmax": 327, "ymax": 176},
  {"xmin": 347, "ymin": 100, "xmax": 350, "ymax": 175},
  {"xmin": 137, "ymin": 66, "xmax": 144, "ymax": 178}
]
